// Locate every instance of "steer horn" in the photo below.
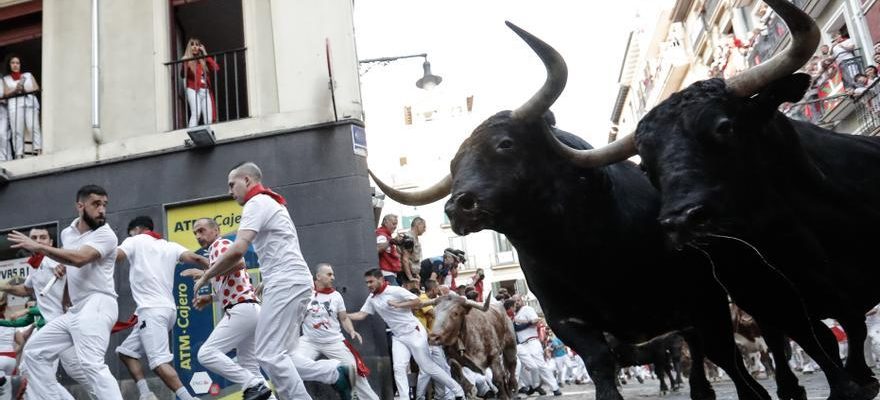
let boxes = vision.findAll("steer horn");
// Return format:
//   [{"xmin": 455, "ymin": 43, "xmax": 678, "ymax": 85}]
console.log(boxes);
[
  {"xmin": 727, "ymin": 0, "xmax": 819, "ymax": 97},
  {"xmin": 368, "ymin": 169, "xmax": 452, "ymax": 206},
  {"xmin": 508, "ymin": 21, "xmax": 638, "ymax": 168},
  {"xmin": 464, "ymin": 293, "xmax": 492, "ymax": 312}
]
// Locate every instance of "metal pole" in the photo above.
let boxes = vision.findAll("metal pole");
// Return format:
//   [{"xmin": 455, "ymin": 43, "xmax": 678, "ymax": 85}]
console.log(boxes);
[{"xmin": 91, "ymin": 0, "xmax": 102, "ymax": 143}]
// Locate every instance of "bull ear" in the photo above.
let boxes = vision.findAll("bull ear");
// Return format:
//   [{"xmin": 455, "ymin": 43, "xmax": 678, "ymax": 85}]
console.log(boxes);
[{"xmin": 750, "ymin": 73, "xmax": 811, "ymax": 112}]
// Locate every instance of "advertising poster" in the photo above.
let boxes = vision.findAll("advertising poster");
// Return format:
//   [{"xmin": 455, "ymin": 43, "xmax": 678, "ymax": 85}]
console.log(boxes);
[{"xmin": 166, "ymin": 199, "xmax": 261, "ymax": 398}]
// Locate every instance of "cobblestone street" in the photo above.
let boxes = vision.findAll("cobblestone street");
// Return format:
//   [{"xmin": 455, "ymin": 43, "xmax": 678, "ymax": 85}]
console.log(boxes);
[{"xmin": 531, "ymin": 371, "xmax": 832, "ymax": 399}]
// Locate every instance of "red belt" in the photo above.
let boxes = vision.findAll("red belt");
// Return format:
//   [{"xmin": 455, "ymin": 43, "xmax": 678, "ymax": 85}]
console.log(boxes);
[{"xmin": 0, "ymin": 351, "xmax": 15, "ymax": 358}]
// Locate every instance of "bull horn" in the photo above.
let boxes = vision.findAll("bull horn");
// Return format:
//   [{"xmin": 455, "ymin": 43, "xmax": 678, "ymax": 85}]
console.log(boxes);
[
  {"xmin": 507, "ymin": 21, "xmax": 638, "ymax": 168},
  {"xmin": 464, "ymin": 294, "xmax": 492, "ymax": 312},
  {"xmin": 368, "ymin": 169, "xmax": 452, "ymax": 206},
  {"xmin": 507, "ymin": 21, "xmax": 567, "ymax": 122},
  {"xmin": 727, "ymin": 0, "xmax": 819, "ymax": 97}
]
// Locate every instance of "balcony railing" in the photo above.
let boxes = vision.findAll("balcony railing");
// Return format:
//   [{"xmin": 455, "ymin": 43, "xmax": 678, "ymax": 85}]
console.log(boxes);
[
  {"xmin": 0, "ymin": 90, "xmax": 41, "ymax": 161},
  {"xmin": 854, "ymin": 80, "xmax": 880, "ymax": 136},
  {"xmin": 165, "ymin": 47, "xmax": 249, "ymax": 130}
]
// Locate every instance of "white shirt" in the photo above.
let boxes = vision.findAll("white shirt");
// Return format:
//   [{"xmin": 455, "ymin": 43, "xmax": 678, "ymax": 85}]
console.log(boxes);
[
  {"xmin": 514, "ymin": 305, "xmax": 540, "ymax": 343},
  {"xmin": 359, "ymin": 285, "xmax": 421, "ymax": 336},
  {"xmin": 60, "ymin": 219, "xmax": 118, "ymax": 305},
  {"xmin": 118, "ymin": 234, "xmax": 188, "ymax": 311},
  {"xmin": 24, "ymin": 257, "xmax": 65, "ymax": 321},
  {"xmin": 2, "ymin": 73, "xmax": 39, "ymax": 108},
  {"xmin": 239, "ymin": 194, "xmax": 311, "ymax": 284},
  {"xmin": 302, "ymin": 290, "xmax": 345, "ymax": 344}
]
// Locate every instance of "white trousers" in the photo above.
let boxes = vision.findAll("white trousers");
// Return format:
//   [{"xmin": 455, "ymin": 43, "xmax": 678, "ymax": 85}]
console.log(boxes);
[
  {"xmin": 198, "ymin": 302, "xmax": 265, "ymax": 389},
  {"xmin": 23, "ymin": 294, "xmax": 122, "ymax": 400},
  {"xmin": 553, "ymin": 356, "xmax": 568, "ymax": 384},
  {"xmin": 461, "ymin": 367, "xmax": 496, "ymax": 397},
  {"xmin": 0, "ymin": 106, "xmax": 9, "ymax": 161},
  {"xmin": 21, "ymin": 346, "xmax": 93, "ymax": 400},
  {"xmin": 517, "ymin": 340, "xmax": 558, "ymax": 391},
  {"xmin": 115, "ymin": 307, "xmax": 175, "ymax": 369},
  {"xmin": 186, "ymin": 88, "xmax": 213, "ymax": 127},
  {"xmin": 392, "ymin": 329, "xmax": 463, "ymax": 399},
  {"xmin": 415, "ymin": 345, "xmax": 452, "ymax": 400},
  {"xmin": 256, "ymin": 280, "xmax": 339, "ymax": 400},
  {"xmin": 295, "ymin": 337, "xmax": 380, "ymax": 400},
  {"xmin": 8, "ymin": 103, "xmax": 40, "ymax": 155},
  {"xmin": 866, "ymin": 322, "xmax": 880, "ymax": 367}
]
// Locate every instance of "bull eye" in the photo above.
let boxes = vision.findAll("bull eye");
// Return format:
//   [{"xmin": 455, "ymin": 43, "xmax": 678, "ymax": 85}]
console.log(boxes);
[
  {"xmin": 497, "ymin": 139, "xmax": 514, "ymax": 150},
  {"xmin": 714, "ymin": 118, "xmax": 734, "ymax": 137}
]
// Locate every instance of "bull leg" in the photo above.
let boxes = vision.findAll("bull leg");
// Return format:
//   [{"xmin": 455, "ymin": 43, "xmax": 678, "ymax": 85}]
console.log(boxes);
[
  {"xmin": 784, "ymin": 319, "xmax": 872, "ymax": 400},
  {"xmin": 679, "ymin": 333, "xmax": 716, "ymax": 400},
  {"xmin": 762, "ymin": 326, "xmax": 806, "ymax": 400},
  {"xmin": 501, "ymin": 336, "xmax": 518, "ymax": 399},
  {"xmin": 552, "ymin": 319, "xmax": 622, "ymax": 400},
  {"xmin": 838, "ymin": 316, "xmax": 880, "ymax": 398},
  {"xmin": 654, "ymin": 361, "xmax": 669, "ymax": 394}
]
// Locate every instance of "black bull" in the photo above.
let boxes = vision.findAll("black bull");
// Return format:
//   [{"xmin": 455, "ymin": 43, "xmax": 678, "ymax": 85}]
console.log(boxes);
[
  {"xmin": 573, "ymin": 1, "xmax": 880, "ymax": 400},
  {"xmin": 369, "ymin": 22, "xmax": 799, "ymax": 400}
]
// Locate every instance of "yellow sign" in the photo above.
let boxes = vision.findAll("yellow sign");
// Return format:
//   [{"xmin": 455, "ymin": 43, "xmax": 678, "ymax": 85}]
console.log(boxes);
[{"xmin": 166, "ymin": 199, "xmax": 243, "ymax": 250}]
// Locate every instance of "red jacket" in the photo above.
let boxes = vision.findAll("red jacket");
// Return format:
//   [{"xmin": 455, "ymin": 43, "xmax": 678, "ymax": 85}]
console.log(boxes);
[
  {"xmin": 184, "ymin": 57, "xmax": 219, "ymax": 91},
  {"xmin": 376, "ymin": 226, "xmax": 401, "ymax": 273}
]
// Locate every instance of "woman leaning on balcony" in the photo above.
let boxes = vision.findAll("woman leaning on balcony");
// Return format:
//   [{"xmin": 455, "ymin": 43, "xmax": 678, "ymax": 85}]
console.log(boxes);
[
  {"xmin": 2, "ymin": 54, "xmax": 41, "ymax": 158},
  {"xmin": 181, "ymin": 37, "xmax": 219, "ymax": 128}
]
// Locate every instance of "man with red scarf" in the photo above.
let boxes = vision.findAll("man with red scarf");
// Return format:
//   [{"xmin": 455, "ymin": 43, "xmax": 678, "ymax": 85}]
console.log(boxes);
[
  {"xmin": 115, "ymin": 216, "xmax": 207, "ymax": 400},
  {"xmin": 0, "ymin": 227, "xmax": 92, "ymax": 400},
  {"xmin": 194, "ymin": 162, "xmax": 354, "ymax": 400},
  {"xmin": 182, "ymin": 217, "xmax": 275, "ymax": 400},
  {"xmin": 375, "ymin": 214, "xmax": 402, "ymax": 285},
  {"xmin": 294, "ymin": 263, "xmax": 379, "ymax": 400},
  {"xmin": 348, "ymin": 269, "xmax": 465, "ymax": 400}
]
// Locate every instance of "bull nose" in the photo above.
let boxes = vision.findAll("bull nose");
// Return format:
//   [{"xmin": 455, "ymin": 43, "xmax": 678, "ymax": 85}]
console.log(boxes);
[{"xmin": 660, "ymin": 205, "xmax": 706, "ymax": 232}]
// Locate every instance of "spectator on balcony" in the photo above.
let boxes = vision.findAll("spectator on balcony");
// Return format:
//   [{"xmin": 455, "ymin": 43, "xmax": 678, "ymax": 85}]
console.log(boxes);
[
  {"xmin": 865, "ymin": 66, "xmax": 877, "ymax": 85},
  {"xmin": 850, "ymin": 74, "xmax": 870, "ymax": 97},
  {"xmin": 181, "ymin": 38, "xmax": 219, "ymax": 128},
  {"xmin": 2, "ymin": 55, "xmax": 41, "ymax": 158},
  {"xmin": 830, "ymin": 32, "xmax": 858, "ymax": 87},
  {"xmin": 873, "ymin": 52, "xmax": 880, "ymax": 66}
]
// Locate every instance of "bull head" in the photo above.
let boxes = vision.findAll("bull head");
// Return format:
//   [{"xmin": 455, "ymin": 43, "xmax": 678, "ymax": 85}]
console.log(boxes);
[
  {"xmin": 429, "ymin": 294, "xmax": 492, "ymax": 346},
  {"xmin": 630, "ymin": 0, "xmax": 819, "ymax": 247},
  {"xmin": 370, "ymin": 22, "xmax": 637, "ymax": 235}
]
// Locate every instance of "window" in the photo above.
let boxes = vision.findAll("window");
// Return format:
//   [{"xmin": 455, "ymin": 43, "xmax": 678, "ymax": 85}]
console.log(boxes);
[
  {"xmin": 167, "ymin": 0, "xmax": 248, "ymax": 130},
  {"xmin": 494, "ymin": 232, "xmax": 512, "ymax": 253},
  {"xmin": 448, "ymin": 235, "xmax": 467, "ymax": 255},
  {"xmin": 401, "ymin": 215, "xmax": 419, "ymax": 230},
  {"xmin": 0, "ymin": 1, "xmax": 42, "ymax": 160}
]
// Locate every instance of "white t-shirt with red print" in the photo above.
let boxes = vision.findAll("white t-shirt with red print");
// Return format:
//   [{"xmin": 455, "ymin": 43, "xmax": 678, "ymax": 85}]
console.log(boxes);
[
  {"xmin": 302, "ymin": 291, "xmax": 345, "ymax": 344},
  {"xmin": 208, "ymin": 238, "xmax": 257, "ymax": 308}
]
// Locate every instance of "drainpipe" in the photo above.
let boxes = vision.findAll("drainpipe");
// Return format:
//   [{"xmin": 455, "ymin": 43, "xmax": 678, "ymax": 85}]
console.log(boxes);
[{"xmin": 91, "ymin": 0, "xmax": 102, "ymax": 144}]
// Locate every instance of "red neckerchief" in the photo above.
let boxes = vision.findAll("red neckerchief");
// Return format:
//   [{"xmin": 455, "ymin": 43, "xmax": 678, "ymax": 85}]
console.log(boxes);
[
  {"xmin": 26, "ymin": 253, "xmax": 45, "ymax": 269},
  {"xmin": 143, "ymin": 230, "xmax": 163, "ymax": 240},
  {"xmin": 10, "ymin": 72, "xmax": 21, "ymax": 81},
  {"xmin": 244, "ymin": 184, "xmax": 287, "ymax": 205},
  {"xmin": 373, "ymin": 280, "xmax": 388, "ymax": 295},
  {"xmin": 315, "ymin": 285, "xmax": 335, "ymax": 295},
  {"xmin": 112, "ymin": 314, "xmax": 139, "ymax": 333}
]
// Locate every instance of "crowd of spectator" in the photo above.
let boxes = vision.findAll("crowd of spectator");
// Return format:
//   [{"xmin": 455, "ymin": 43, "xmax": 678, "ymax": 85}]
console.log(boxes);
[{"xmin": 0, "ymin": 54, "xmax": 41, "ymax": 161}]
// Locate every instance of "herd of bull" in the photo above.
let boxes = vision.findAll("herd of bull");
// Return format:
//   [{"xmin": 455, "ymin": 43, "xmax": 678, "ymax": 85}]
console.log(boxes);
[{"xmin": 370, "ymin": 0, "xmax": 880, "ymax": 399}]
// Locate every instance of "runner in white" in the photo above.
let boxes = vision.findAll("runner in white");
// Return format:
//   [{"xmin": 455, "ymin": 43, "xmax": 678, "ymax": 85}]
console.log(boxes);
[
  {"xmin": 0, "ymin": 294, "xmax": 17, "ymax": 398},
  {"xmin": 512, "ymin": 295, "xmax": 560, "ymax": 396},
  {"xmin": 194, "ymin": 162, "xmax": 353, "ymax": 400},
  {"xmin": 0, "ymin": 227, "xmax": 93, "ymax": 400},
  {"xmin": 114, "ymin": 216, "xmax": 206, "ymax": 400},
  {"xmin": 182, "ymin": 217, "xmax": 273, "ymax": 400},
  {"xmin": 348, "ymin": 268, "xmax": 465, "ymax": 400},
  {"xmin": 8, "ymin": 184, "xmax": 123, "ymax": 400},
  {"xmin": 296, "ymin": 263, "xmax": 380, "ymax": 400}
]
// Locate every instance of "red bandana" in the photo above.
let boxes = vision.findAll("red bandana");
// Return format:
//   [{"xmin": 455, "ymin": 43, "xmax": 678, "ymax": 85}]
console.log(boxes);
[
  {"xmin": 111, "ymin": 314, "xmax": 139, "ymax": 334},
  {"xmin": 373, "ymin": 280, "xmax": 388, "ymax": 295},
  {"xmin": 26, "ymin": 253, "xmax": 45, "ymax": 269},
  {"xmin": 10, "ymin": 72, "xmax": 21, "ymax": 81},
  {"xmin": 343, "ymin": 340, "xmax": 371, "ymax": 377},
  {"xmin": 143, "ymin": 230, "xmax": 163, "ymax": 240},
  {"xmin": 315, "ymin": 285, "xmax": 335, "ymax": 295},
  {"xmin": 244, "ymin": 184, "xmax": 287, "ymax": 205}
]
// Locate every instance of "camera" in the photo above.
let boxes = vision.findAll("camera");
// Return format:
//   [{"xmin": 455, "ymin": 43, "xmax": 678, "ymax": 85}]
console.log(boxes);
[{"xmin": 394, "ymin": 234, "xmax": 415, "ymax": 251}]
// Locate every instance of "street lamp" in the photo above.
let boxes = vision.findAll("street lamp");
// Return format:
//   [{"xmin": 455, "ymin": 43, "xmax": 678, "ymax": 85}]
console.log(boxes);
[{"xmin": 359, "ymin": 53, "xmax": 442, "ymax": 90}]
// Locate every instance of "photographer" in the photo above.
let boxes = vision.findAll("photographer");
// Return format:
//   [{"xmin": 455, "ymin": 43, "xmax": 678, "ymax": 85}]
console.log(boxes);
[
  {"xmin": 376, "ymin": 214, "xmax": 402, "ymax": 285},
  {"xmin": 419, "ymin": 248, "xmax": 466, "ymax": 289}
]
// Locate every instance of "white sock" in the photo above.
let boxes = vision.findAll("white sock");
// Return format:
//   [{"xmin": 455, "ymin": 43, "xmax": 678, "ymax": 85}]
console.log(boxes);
[
  {"xmin": 176, "ymin": 387, "xmax": 197, "ymax": 400},
  {"xmin": 136, "ymin": 380, "xmax": 151, "ymax": 397}
]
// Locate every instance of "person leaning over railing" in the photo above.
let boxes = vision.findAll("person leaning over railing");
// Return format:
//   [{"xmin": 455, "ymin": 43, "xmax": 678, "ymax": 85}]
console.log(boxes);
[
  {"xmin": 2, "ymin": 54, "xmax": 41, "ymax": 158},
  {"xmin": 181, "ymin": 37, "xmax": 219, "ymax": 128}
]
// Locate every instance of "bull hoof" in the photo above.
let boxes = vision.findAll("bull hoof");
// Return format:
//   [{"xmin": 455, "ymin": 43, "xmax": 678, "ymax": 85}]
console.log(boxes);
[
  {"xmin": 828, "ymin": 380, "xmax": 878, "ymax": 400},
  {"xmin": 690, "ymin": 387, "xmax": 717, "ymax": 400}
]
